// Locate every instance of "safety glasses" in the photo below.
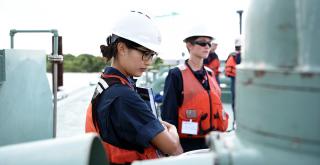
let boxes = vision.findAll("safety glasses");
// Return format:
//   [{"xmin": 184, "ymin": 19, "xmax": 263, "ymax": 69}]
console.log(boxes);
[
  {"xmin": 132, "ymin": 47, "xmax": 158, "ymax": 61},
  {"xmin": 192, "ymin": 41, "xmax": 212, "ymax": 47}
]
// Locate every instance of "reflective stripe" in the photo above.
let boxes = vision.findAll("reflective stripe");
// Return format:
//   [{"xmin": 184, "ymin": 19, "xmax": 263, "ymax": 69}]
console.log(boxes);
[
  {"xmin": 204, "ymin": 66, "xmax": 212, "ymax": 72},
  {"xmin": 97, "ymin": 85, "xmax": 103, "ymax": 94},
  {"xmin": 99, "ymin": 78, "xmax": 109, "ymax": 89}
]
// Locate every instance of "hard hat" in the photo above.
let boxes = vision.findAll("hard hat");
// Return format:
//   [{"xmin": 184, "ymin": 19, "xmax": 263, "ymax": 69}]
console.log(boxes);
[
  {"xmin": 212, "ymin": 38, "xmax": 218, "ymax": 44},
  {"xmin": 183, "ymin": 25, "xmax": 214, "ymax": 42},
  {"xmin": 235, "ymin": 37, "xmax": 242, "ymax": 46},
  {"xmin": 111, "ymin": 11, "xmax": 162, "ymax": 53}
]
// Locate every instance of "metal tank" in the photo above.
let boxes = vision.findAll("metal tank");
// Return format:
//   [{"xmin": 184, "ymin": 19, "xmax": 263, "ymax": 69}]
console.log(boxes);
[
  {"xmin": 133, "ymin": 0, "xmax": 320, "ymax": 164},
  {"xmin": 0, "ymin": 49, "xmax": 53, "ymax": 145},
  {"xmin": 0, "ymin": 30, "xmax": 108, "ymax": 164}
]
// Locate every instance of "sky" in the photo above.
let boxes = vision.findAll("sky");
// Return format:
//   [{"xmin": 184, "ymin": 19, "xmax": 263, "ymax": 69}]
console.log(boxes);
[{"xmin": 0, "ymin": 0, "xmax": 250, "ymax": 60}]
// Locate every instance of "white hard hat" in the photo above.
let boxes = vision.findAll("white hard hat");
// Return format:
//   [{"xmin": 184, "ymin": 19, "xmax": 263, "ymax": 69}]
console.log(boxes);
[
  {"xmin": 111, "ymin": 11, "xmax": 162, "ymax": 53},
  {"xmin": 212, "ymin": 38, "xmax": 218, "ymax": 44},
  {"xmin": 183, "ymin": 25, "xmax": 214, "ymax": 42},
  {"xmin": 235, "ymin": 37, "xmax": 242, "ymax": 46}
]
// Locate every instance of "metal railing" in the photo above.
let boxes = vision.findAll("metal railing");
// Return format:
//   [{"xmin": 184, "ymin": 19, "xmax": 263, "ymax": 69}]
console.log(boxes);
[{"xmin": 9, "ymin": 29, "xmax": 63, "ymax": 137}]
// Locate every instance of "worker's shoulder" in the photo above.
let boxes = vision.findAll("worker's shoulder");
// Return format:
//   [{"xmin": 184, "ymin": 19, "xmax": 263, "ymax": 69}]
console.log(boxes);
[
  {"xmin": 103, "ymin": 83, "xmax": 134, "ymax": 98},
  {"xmin": 167, "ymin": 67, "xmax": 183, "ymax": 79},
  {"xmin": 169, "ymin": 66, "xmax": 182, "ymax": 73}
]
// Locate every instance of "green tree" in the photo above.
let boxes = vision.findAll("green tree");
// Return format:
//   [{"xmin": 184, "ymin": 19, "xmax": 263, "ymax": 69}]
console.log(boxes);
[
  {"xmin": 46, "ymin": 54, "xmax": 107, "ymax": 72},
  {"xmin": 152, "ymin": 57, "xmax": 164, "ymax": 70}
]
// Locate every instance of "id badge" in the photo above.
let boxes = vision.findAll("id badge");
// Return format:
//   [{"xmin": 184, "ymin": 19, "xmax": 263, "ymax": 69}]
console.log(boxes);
[
  {"xmin": 186, "ymin": 109, "xmax": 197, "ymax": 119},
  {"xmin": 181, "ymin": 120, "xmax": 198, "ymax": 135}
]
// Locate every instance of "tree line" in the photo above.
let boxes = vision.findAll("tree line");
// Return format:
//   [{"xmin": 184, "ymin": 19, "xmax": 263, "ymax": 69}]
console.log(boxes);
[
  {"xmin": 47, "ymin": 54, "xmax": 164, "ymax": 72},
  {"xmin": 47, "ymin": 54, "xmax": 107, "ymax": 72}
]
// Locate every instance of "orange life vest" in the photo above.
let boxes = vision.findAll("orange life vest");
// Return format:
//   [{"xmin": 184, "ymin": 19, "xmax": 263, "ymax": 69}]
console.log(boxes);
[
  {"xmin": 205, "ymin": 58, "xmax": 220, "ymax": 76},
  {"xmin": 177, "ymin": 65, "xmax": 228, "ymax": 138},
  {"xmin": 85, "ymin": 73, "xmax": 159, "ymax": 164},
  {"xmin": 225, "ymin": 54, "xmax": 237, "ymax": 77}
]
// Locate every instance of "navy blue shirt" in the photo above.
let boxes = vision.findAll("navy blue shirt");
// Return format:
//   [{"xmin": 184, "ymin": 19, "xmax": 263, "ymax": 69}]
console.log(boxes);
[
  {"xmin": 96, "ymin": 67, "xmax": 164, "ymax": 152},
  {"xmin": 161, "ymin": 67, "xmax": 182, "ymax": 127},
  {"xmin": 235, "ymin": 52, "xmax": 241, "ymax": 64}
]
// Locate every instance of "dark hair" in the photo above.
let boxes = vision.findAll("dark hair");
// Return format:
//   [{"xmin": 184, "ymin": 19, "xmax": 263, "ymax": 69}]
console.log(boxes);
[
  {"xmin": 184, "ymin": 36, "xmax": 200, "ymax": 43},
  {"xmin": 235, "ymin": 46, "xmax": 241, "ymax": 51},
  {"xmin": 100, "ymin": 44, "xmax": 117, "ymax": 61},
  {"xmin": 184, "ymin": 36, "xmax": 213, "ymax": 43},
  {"xmin": 100, "ymin": 36, "xmax": 145, "ymax": 61}
]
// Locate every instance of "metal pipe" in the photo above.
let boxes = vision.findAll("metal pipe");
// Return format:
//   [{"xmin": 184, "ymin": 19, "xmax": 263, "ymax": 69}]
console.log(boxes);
[
  {"xmin": 9, "ymin": 29, "xmax": 59, "ymax": 49},
  {"xmin": 52, "ymin": 63, "xmax": 58, "ymax": 137},
  {"xmin": 243, "ymin": 1, "xmax": 297, "ymax": 67},
  {"xmin": 51, "ymin": 29, "xmax": 59, "ymax": 138},
  {"xmin": 236, "ymin": 0, "xmax": 320, "ymax": 161},
  {"xmin": 9, "ymin": 29, "xmax": 15, "ymax": 48},
  {"xmin": 9, "ymin": 29, "xmax": 63, "ymax": 138},
  {"xmin": 296, "ymin": 0, "xmax": 320, "ymax": 71},
  {"xmin": 0, "ymin": 133, "xmax": 108, "ymax": 165},
  {"xmin": 237, "ymin": 10, "xmax": 244, "ymax": 35}
]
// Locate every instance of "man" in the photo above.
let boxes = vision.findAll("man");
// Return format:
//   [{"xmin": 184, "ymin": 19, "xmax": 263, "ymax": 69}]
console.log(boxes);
[
  {"xmin": 225, "ymin": 37, "xmax": 242, "ymax": 129},
  {"xmin": 204, "ymin": 39, "xmax": 220, "ymax": 85}
]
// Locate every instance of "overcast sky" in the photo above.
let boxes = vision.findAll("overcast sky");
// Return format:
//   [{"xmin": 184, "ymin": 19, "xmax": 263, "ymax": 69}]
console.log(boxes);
[{"xmin": 0, "ymin": 0, "xmax": 250, "ymax": 60}]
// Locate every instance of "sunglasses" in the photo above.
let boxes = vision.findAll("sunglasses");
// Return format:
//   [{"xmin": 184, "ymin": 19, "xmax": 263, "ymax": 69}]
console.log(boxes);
[
  {"xmin": 192, "ymin": 41, "xmax": 212, "ymax": 47},
  {"xmin": 132, "ymin": 47, "xmax": 158, "ymax": 61}
]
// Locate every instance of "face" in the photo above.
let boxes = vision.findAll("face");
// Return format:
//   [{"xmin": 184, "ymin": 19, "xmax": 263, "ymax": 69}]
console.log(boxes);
[
  {"xmin": 187, "ymin": 37, "xmax": 212, "ymax": 59},
  {"xmin": 116, "ymin": 43, "xmax": 156, "ymax": 77}
]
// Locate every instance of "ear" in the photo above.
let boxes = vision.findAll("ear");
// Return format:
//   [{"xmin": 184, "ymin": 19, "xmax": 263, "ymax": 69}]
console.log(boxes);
[
  {"xmin": 117, "ymin": 42, "xmax": 126, "ymax": 57},
  {"xmin": 186, "ymin": 42, "xmax": 193, "ymax": 50}
]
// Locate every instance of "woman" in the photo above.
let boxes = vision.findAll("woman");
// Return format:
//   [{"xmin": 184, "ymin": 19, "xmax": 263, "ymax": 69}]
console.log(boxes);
[
  {"xmin": 161, "ymin": 25, "xmax": 229, "ymax": 152},
  {"xmin": 85, "ymin": 11, "xmax": 183, "ymax": 165}
]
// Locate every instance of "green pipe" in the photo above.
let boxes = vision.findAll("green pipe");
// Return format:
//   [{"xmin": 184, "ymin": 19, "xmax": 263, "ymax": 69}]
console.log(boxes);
[{"xmin": 0, "ymin": 133, "xmax": 108, "ymax": 165}]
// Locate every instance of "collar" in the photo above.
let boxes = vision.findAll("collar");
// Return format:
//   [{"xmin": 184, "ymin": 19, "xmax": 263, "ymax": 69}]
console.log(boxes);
[
  {"xmin": 103, "ymin": 67, "xmax": 136, "ymax": 87},
  {"xmin": 185, "ymin": 59, "xmax": 205, "ymax": 73}
]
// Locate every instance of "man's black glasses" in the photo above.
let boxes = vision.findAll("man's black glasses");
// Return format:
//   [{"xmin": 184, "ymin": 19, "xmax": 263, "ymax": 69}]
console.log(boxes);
[{"xmin": 192, "ymin": 41, "xmax": 212, "ymax": 47}]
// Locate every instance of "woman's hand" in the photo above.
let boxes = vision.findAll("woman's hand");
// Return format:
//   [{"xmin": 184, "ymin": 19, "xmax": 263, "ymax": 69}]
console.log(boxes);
[
  {"xmin": 160, "ymin": 120, "xmax": 179, "ymax": 140},
  {"xmin": 152, "ymin": 120, "xmax": 183, "ymax": 155}
]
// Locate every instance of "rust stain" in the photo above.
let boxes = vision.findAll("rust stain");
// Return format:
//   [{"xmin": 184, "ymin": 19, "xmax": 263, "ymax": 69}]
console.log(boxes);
[
  {"xmin": 300, "ymin": 72, "xmax": 314, "ymax": 78},
  {"xmin": 254, "ymin": 70, "xmax": 266, "ymax": 78},
  {"xmin": 243, "ymin": 78, "xmax": 253, "ymax": 86},
  {"xmin": 292, "ymin": 137, "xmax": 302, "ymax": 144}
]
